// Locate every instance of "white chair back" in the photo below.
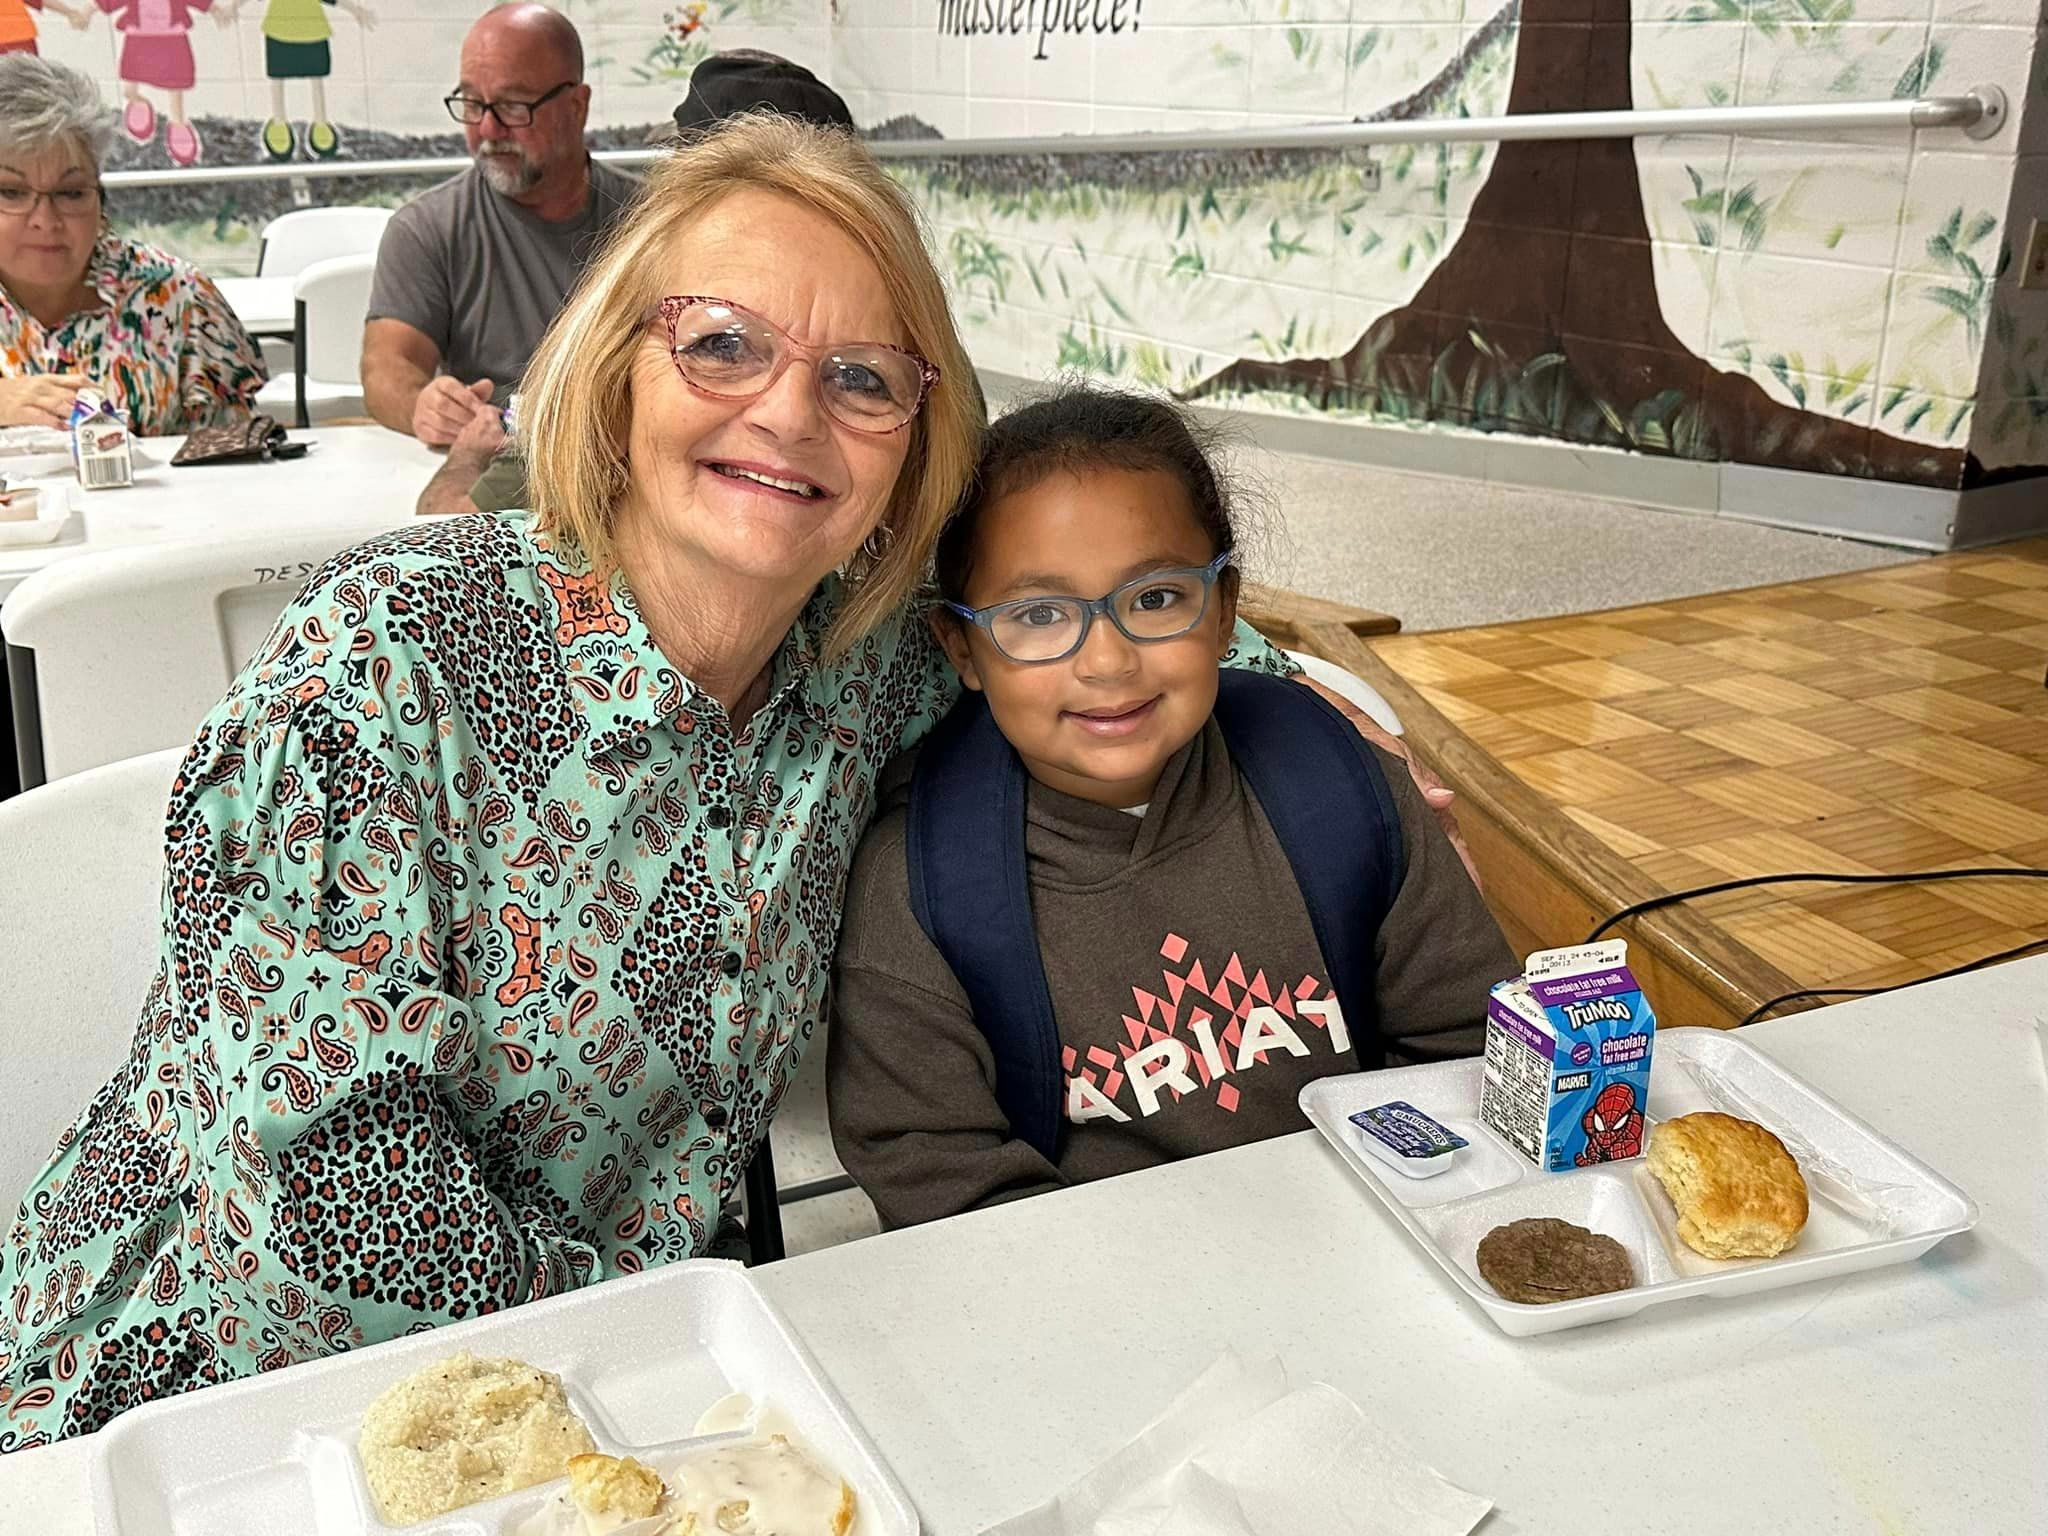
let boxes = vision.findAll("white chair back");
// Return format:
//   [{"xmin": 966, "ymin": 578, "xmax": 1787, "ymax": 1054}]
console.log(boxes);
[
  {"xmin": 295, "ymin": 253, "xmax": 376, "ymax": 389},
  {"xmin": 2, "ymin": 526, "xmax": 368, "ymax": 784},
  {"xmin": 258, "ymin": 254, "xmax": 377, "ymax": 426},
  {"xmin": 1284, "ymin": 649, "xmax": 1404, "ymax": 736},
  {"xmin": 0, "ymin": 748, "xmax": 181, "ymax": 1210},
  {"xmin": 256, "ymin": 205, "xmax": 393, "ymax": 279}
]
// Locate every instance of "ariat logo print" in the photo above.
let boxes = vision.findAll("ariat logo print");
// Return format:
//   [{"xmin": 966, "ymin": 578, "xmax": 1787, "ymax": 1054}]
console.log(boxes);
[{"xmin": 1062, "ymin": 932, "xmax": 1347, "ymax": 1124}]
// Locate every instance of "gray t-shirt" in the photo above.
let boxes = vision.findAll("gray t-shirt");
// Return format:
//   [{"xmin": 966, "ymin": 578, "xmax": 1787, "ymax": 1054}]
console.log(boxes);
[{"xmin": 366, "ymin": 159, "xmax": 641, "ymax": 396}]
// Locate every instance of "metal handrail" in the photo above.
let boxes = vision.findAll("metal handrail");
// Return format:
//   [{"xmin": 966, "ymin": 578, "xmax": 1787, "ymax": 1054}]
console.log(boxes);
[
  {"xmin": 98, "ymin": 86, "xmax": 2005, "ymax": 190},
  {"xmin": 879, "ymin": 87, "xmax": 2007, "ymax": 156}
]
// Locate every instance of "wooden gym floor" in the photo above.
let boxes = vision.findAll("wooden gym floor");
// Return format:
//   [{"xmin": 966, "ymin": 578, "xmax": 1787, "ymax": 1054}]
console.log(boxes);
[{"xmin": 1327, "ymin": 540, "xmax": 2048, "ymax": 1026}]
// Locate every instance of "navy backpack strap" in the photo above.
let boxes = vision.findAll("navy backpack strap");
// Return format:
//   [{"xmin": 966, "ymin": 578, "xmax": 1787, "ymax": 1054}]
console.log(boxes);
[
  {"xmin": 905, "ymin": 695, "xmax": 1066, "ymax": 1161},
  {"xmin": 1212, "ymin": 670, "xmax": 1404, "ymax": 1069}
]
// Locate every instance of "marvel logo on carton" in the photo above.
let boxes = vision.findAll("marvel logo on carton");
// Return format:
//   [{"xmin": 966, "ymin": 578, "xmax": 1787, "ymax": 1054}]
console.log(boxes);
[
  {"xmin": 69, "ymin": 388, "xmax": 133, "ymax": 491},
  {"xmin": 1479, "ymin": 940, "xmax": 1657, "ymax": 1172}
]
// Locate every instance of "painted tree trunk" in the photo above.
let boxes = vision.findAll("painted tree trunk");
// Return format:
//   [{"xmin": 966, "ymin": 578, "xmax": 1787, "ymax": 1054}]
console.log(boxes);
[{"xmin": 1190, "ymin": 0, "xmax": 1967, "ymax": 488}]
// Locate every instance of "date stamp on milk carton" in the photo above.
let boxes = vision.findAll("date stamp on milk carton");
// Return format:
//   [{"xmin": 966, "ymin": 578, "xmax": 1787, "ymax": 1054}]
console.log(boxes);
[
  {"xmin": 69, "ymin": 389, "xmax": 132, "ymax": 491},
  {"xmin": 1480, "ymin": 940, "xmax": 1656, "ymax": 1172}
]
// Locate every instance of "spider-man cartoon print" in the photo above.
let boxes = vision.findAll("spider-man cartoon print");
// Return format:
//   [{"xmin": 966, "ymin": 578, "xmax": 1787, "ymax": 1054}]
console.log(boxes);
[{"xmin": 1574, "ymin": 1081, "xmax": 1645, "ymax": 1165}]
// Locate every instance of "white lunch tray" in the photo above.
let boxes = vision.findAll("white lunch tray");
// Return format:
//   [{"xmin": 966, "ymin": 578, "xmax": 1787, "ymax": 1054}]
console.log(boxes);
[
  {"xmin": 0, "ymin": 478, "xmax": 72, "ymax": 546},
  {"xmin": 1300, "ymin": 1026, "xmax": 1978, "ymax": 1337},
  {"xmin": 89, "ymin": 1259, "xmax": 917, "ymax": 1535}
]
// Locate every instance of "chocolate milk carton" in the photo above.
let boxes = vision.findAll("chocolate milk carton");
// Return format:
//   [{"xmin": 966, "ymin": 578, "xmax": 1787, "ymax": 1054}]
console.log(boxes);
[
  {"xmin": 69, "ymin": 389, "xmax": 132, "ymax": 490},
  {"xmin": 1479, "ymin": 940, "xmax": 1656, "ymax": 1172}
]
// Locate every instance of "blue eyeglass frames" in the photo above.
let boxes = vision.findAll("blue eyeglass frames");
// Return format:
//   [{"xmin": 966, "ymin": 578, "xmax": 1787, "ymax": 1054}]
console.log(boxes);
[{"xmin": 942, "ymin": 549, "xmax": 1236, "ymax": 665}]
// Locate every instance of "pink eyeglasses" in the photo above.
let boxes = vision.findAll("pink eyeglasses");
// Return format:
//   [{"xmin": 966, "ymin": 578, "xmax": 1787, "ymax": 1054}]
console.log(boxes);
[{"xmin": 655, "ymin": 295, "xmax": 941, "ymax": 434}]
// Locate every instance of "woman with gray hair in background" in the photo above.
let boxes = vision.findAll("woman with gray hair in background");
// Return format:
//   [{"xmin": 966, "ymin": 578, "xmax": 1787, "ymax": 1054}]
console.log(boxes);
[{"xmin": 0, "ymin": 53, "xmax": 266, "ymax": 434}]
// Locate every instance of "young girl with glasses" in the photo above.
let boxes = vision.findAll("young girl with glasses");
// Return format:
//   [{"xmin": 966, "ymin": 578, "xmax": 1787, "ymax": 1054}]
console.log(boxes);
[{"xmin": 827, "ymin": 385, "xmax": 1513, "ymax": 1228}]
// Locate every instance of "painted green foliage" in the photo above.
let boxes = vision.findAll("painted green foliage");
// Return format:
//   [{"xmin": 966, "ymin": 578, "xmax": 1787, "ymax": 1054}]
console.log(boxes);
[
  {"xmin": 1922, "ymin": 208, "xmax": 2003, "ymax": 354},
  {"xmin": 917, "ymin": 0, "xmax": 2039, "ymax": 473},
  {"xmin": 1680, "ymin": 167, "xmax": 1772, "ymax": 251},
  {"xmin": 634, "ymin": 0, "xmax": 804, "ymax": 83},
  {"xmin": 1986, "ymin": 299, "xmax": 2048, "ymax": 460},
  {"xmin": 916, "ymin": 13, "xmax": 1516, "ymax": 391}
]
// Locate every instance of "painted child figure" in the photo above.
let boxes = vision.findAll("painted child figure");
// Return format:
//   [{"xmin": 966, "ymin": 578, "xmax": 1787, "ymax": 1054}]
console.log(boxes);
[
  {"xmin": 827, "ymin": 385, "xmax": 1514, "ymax": 1227},
  {"xmin": 217, "ymin": 0, "xmax": 376, "ymax": 161},
  {"xmin": 92, "ymin": 0, "xmax": 212, "ymax": 166}
]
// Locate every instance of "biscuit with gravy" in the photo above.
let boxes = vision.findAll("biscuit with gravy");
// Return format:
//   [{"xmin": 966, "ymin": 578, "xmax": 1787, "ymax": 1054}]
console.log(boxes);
[{"xmin": 669, "ymin": 1433, "xmax": 856, "ymax": 1535}]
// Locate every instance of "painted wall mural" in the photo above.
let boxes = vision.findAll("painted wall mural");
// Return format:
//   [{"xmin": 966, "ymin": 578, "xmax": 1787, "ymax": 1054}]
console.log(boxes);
[
  {"xmin": 21, "ymin": 0, "xmax": 2045, "ymax": 488},
  {"xmin": 1200, "ymin": 3, "xmax": 1977, "ymax": 486},
  {"xmin": 842, "ymin": 0, "xmax": 2048, "ymax": 488},
  {"xmin": 18, "ymin": 1, "xmax": 832, "ymax": 280}
]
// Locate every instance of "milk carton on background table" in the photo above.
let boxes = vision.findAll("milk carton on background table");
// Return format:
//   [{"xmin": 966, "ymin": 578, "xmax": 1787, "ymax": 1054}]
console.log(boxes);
[
  {"xmin": 1480, "ymin": 940, "xmax": 1657, "ymax": 1172},
  {"xmin": 68, "ymin": 389, "xmax": 133, "ymax": 491}
]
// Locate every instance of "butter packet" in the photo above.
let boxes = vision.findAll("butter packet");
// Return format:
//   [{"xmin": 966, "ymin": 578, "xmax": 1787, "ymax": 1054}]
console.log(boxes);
[
  {"xmin": 1479, "ymin": 941, "xmax": 1657, "ymax": 1172},
  {"xmin": 69, "ymin": 388, "xmax": 132, "ymax": 490},
  {"xmin": 1349, "ymin": 1100, "xmax": 1468, "ymax": 1180}
]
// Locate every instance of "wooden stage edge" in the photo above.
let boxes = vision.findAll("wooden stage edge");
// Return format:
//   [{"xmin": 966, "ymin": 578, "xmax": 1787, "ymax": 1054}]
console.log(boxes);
[
  {"xmin": 1237, "ymin": 582, "xmax": 1403, "ymax": 648},
  {"xmin": 1278, "ymin": 543, "xmax": 2048, "ymax": 1031},
  {"xmin": 1330, "ymin": 622, "xmax": 1804, "ymax": 1029},
  {"xmin": 1243, "ymin": 585, "xmax": 1791, "ymax": 1028}
]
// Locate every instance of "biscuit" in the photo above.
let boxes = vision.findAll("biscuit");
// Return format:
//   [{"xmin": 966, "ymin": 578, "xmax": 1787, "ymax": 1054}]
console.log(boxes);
[
  {"xmin": 1476, "ymin": 1217, "xmax": 1635, "ymax": 1304},
  {"xmin": 568, "ymin": 1452, "xmax": 665, "ymax": 1522},
  {"xmin": 1646, "ymin": 1111, "xmax": 1808, "ymax": 1259},
  {"xmin": 358, "ymin": 1353, "xmax": 597, "ymax": 1526}
]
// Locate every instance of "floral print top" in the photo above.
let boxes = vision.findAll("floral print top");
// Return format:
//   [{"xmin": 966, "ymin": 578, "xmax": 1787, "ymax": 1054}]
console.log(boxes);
[
  {"xmin": 0, "ymin": 231, "xmax": 267, "ymax": 436},
  {"xmin": 0, "ymin": 511, "xmax": 1292, "ymax": 1447}
]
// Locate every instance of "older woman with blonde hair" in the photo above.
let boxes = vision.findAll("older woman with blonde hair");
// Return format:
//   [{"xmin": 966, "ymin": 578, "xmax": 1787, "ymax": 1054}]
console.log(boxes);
[
  {"xmin": 0, "ymin": 53, "xmax": 265, "ymax": 434},
  {"xmin": 0, "ymin": 114, "xmax": 1404, "ymax": 1443}
]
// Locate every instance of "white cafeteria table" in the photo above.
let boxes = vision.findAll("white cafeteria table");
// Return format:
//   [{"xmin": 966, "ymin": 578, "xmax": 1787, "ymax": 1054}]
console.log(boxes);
[
  {"xmin": 2, "ymin": 957, "xmax": 2040, "ymax": 1534},
  {"xmin": 215, "ymin": 275, "xmax": 297, "ymax": 340},
  {"xmin": 0, "ymin": 425, "xmax": 438, "ymax": 604}
]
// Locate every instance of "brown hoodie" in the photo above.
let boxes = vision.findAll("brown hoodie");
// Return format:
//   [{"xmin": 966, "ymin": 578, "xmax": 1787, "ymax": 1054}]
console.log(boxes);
[{"xmin": 828, "ymin": 719, "xmax": 1514, "ymax": 1229}]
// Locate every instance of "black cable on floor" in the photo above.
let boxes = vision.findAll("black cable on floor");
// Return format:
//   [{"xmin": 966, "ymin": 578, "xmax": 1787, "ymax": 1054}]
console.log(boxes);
[
  {"xmin": 1579, "ymin": 866, "xmax": 2048, "ymax": 1027},
  {"xmin": 1583, "ymin": 867, "xmax": 2048, "ymax": 944},
  {"xmin": 1736, "ymin": 935, "xmax": 2048, "ymax": 1027}
]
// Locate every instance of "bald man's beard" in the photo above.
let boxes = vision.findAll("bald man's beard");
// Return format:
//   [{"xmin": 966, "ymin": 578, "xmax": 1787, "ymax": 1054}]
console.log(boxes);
[{"xmin": 476, "ymin": 143, "xmax": 543, "ymax": 196}]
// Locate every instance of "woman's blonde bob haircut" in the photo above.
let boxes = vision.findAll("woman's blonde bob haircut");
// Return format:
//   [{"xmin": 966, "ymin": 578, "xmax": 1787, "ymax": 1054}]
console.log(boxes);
[{"xmin": 521, "ymin": 114, "xmax": 981, "ymax": 659}]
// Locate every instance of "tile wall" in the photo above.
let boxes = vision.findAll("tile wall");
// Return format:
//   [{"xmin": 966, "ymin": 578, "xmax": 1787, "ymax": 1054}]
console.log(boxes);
[
  {"xmin": 837, "ymin": 0, "xmax": 2048, "ymax": 486},
  {"xmin": 23, "ymin": 0, "xmax": 2043, "ymax": 487}
]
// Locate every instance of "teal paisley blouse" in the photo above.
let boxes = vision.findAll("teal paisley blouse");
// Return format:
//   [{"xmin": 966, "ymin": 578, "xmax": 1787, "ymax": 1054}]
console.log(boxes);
[{"xmin": 0, "ymin": 510, "xmax": 1293, "ymax": 1446}]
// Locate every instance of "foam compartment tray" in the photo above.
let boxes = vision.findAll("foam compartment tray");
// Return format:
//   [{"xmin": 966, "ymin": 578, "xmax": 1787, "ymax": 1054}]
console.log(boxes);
[
  {"xmin": 88, "ymin": 1259, "xmax": 916, "ymax": 1534},
  {"xmin": 1300, "ymin": 1027, "xmax": 1978, "ymax": 1336}
]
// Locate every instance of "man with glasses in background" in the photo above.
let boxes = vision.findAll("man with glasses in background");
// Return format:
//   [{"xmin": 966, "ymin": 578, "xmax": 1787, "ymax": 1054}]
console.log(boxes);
[
  {"xmin": 412, "ymin": 48, "xmax": 861, "ymax": 518},
  {"xmin": 362, "ymin": 2, "xmax": 638, "ymax": 448}
]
